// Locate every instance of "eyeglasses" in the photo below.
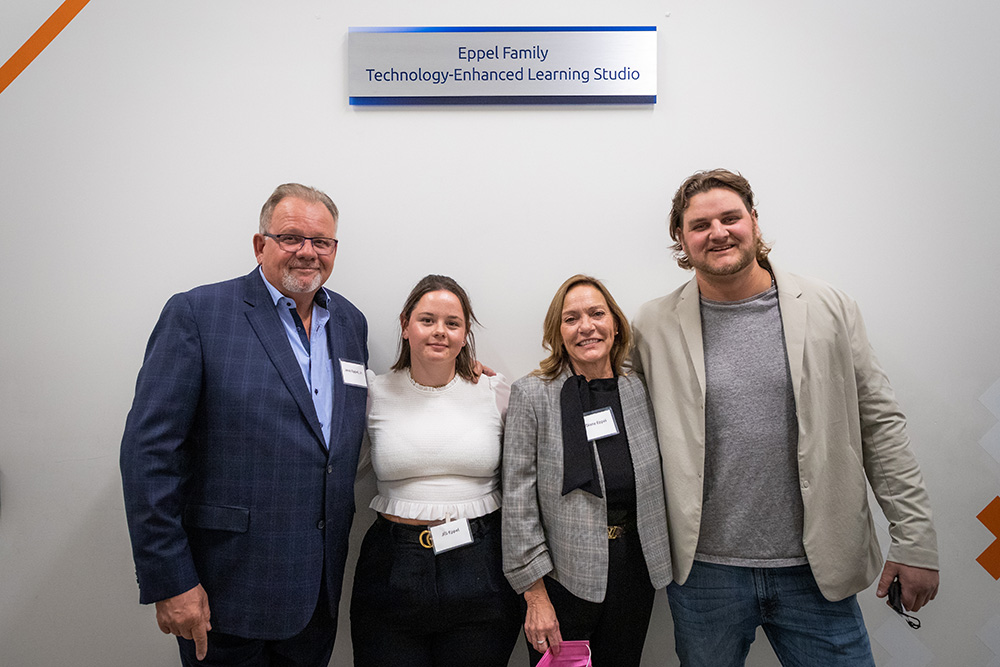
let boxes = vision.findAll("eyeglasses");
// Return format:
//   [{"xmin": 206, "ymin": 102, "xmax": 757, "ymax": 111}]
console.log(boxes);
[{"xmin": 263, "ymin": 233, "xmax": 338, "ymax": 255}]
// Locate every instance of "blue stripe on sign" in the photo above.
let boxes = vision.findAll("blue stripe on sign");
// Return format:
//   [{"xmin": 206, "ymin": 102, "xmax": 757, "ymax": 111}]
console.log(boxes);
[
  {"xmin": 348, "ymin": 26, "xmax": 655, "ymax": 33},
  {"xmin": 349, "ymin": 95, "xmax": 656, "ymax": 106}
]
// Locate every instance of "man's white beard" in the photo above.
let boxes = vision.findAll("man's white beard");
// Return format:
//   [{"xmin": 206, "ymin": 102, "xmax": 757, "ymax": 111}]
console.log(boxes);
[{"xmin": 282, "ymin": 269, "xmax": 322, "ymax": 294}]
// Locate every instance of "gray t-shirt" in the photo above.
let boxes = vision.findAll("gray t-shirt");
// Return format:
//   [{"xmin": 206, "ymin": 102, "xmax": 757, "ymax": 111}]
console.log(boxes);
[{"xmin": 695, "ymin": 285, "xmax": 807, "ymax": 567}]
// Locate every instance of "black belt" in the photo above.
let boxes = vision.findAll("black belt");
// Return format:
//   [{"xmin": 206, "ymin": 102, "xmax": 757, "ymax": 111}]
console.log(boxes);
[
  {"xmin": 607, "ymin": 514, "xmax": 636, "ymax": 540},
  {"xmin": 608, "ymin": 525, "xmax": 627, "ymax": 540},
  {"xmin": 377, "ymin": 512, "xmax": 497, "ymax": 549}
]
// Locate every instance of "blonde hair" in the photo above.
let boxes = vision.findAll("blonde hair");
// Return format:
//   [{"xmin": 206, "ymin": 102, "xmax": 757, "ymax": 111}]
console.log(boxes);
[{"xmin": 534, "ymin": 275, "xmax": 632, "ymax": 381}]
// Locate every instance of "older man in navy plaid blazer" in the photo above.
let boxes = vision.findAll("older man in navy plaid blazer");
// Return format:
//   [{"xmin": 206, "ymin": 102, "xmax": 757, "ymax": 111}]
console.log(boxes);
[{"xmin": 121, "ymin": 184, "xmax": 368, "ymax": 665}]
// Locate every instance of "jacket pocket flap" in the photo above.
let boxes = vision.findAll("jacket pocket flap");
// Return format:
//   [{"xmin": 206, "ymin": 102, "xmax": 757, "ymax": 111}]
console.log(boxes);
[{"xmin": 183, "ymin": 504, "xmax": 250, "ymax": 532}]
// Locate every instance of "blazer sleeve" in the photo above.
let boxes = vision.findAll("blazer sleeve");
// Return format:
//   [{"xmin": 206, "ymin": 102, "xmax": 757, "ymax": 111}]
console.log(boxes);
[
  {"xmin": 120, "ymin": 293, "xmax": 203, "ymax": 604},
  {"xmin": 502, "ymin": 379, "xmax": 554, "ymax": 593},
  {"xmin": 850, "ymin": 298, "xmax": 939, "ymax": 569}
]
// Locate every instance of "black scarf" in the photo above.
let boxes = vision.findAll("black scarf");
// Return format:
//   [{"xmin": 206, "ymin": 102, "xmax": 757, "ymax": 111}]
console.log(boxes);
[{"xmin": 559, "ymin": 374, "xmax": 606, "ymax": 498}]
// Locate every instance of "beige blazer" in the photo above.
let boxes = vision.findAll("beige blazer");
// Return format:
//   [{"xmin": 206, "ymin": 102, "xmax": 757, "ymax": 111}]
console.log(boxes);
[
  {"xmin": 632, "ymin": 263, "xmax": 938, "ymax": 601},
  {"xmin": 502, "ymin": 370, "xmax": 673, "ymax": 602}
]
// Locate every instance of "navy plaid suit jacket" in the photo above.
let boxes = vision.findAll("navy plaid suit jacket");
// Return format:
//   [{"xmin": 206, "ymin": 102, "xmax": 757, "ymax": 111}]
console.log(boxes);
[{"xmin": 121, "ymin": 269, "xmax": 368, "ymax": 639}]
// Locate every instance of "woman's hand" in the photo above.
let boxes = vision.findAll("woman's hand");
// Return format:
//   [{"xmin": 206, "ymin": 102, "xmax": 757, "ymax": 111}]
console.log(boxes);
[{"xmin": 523, "ymin": 579, "xmax": 563, "ymax": 656}]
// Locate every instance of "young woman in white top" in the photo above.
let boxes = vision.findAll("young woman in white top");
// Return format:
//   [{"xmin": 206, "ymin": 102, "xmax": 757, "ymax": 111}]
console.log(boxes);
[{"xmin": 350, "ymin": 274, "xmax": 520, "ymax": 667}]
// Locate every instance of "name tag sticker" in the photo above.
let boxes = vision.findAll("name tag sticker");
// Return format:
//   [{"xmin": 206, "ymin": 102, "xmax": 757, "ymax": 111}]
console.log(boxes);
[
  {"xmin": 584, "ymin": 407, "xmax": 619, "ymax": 441},
  {"xmin": 340, "ymin": 360, "xmax": 367, "ymax": 387},
  {"xmin": 430, "ymin": 518, "xmax": 473, "ymax": 555}
]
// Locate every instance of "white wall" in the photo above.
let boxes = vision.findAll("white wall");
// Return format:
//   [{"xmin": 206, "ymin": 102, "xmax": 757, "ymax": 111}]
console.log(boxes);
[{"xmin": 2, "ymin": 1, "xmax": 998, "ymax": 665}]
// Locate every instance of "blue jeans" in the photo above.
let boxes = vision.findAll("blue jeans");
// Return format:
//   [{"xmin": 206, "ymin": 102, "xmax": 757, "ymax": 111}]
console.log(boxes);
[{"xmin": 667, "ymin": 561, "xmax": 875, "ymax": 667}]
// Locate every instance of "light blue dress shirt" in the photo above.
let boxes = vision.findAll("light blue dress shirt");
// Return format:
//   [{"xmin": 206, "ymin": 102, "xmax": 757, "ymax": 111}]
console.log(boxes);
[{"xmin": 259, "ymin": 268, "xmax": 334, "ymax": 449}]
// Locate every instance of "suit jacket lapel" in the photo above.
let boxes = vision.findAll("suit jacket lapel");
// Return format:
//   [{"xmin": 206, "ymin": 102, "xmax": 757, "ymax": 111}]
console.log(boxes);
[
  {"xmin": 241, "ymin": 270, "xmax": 326, "ymax": 448},
  {"xmin": 772, "ymin": 265, "xmax": 807, "ymax": 408},
  {"xmin": 676, "ymin": 277, "xmax": 707, "ymax": 400},
  {"xmin": 618, "ymin": 377, "xmax": 652, "ymax": 465},
  {"xmin": 324, "ymin": 289, "xmax": 350, "ymax": 453}
]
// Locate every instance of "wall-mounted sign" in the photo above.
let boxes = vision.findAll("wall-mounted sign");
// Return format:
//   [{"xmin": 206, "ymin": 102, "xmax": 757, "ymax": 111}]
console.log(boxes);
[{"xmin": 348, "ymin": 26, "xmax": 656, "ymax": 106}]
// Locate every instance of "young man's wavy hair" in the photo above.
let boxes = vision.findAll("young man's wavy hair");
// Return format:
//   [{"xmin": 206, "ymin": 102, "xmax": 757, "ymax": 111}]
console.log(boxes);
[{"xmin": 668, "ymin": 169, "xmax": 771, "ymax": 270}]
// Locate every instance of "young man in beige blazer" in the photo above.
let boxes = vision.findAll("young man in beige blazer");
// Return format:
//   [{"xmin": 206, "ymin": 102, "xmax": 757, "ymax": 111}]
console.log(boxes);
[{"xmin": 633, "ymin": 169, "xmax": 938, "ymax": 666}]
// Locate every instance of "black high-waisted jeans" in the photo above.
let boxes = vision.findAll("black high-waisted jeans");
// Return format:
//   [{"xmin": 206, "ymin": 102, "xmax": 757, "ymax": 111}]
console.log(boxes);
[{"xmin": 350, "ymin": 511, "xmax": 521, "ymax": 667}]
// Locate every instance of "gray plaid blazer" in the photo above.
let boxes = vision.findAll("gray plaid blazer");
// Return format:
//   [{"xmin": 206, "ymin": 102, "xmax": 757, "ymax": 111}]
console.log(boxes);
[{"xmin": 501, "ymin": 369, "xmax": 672, "ymax": 602}]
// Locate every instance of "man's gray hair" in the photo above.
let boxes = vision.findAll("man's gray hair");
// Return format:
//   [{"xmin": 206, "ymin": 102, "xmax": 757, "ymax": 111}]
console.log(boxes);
[{"xmin": 259, "ymin": 183, "xmax": 339, "ymax": 233}]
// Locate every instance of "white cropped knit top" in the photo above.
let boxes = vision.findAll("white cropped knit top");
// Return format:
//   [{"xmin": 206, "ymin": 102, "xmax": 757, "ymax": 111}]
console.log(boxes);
[{"xmin": 365, "ymin": 369, "xmax": 510, "ymax": 521}]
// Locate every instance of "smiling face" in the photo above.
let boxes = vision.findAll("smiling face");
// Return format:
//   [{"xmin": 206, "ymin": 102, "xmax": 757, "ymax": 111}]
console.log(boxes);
[
  {"xmin": 253, "ymin": 196, "xmax": 337, "ymax": 297},
  {"xmin": 560, "ymin": 283, "xmax": 616, "ymax": 380},
  {"xmin": 679, "ymin": 187, "xmax": 761, "ymax": 279},
  {"xmin": 401, "ymin": 290, "xmax": 468, "ymax": 371}
]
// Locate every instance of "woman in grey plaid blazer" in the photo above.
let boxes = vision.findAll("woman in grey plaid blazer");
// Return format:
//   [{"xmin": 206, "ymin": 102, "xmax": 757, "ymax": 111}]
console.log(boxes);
[{"xmin": 502, "ymin": 275, "xmax": 672, "ymax": 667}]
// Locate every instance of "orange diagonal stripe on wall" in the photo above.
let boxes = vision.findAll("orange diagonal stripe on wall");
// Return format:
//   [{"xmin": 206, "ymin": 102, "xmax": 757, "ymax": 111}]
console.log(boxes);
[
  {"xmin": 977, "ymin": 541, "xmax": 1000, "ymax": 580},
  {"xmin": 977, "ymin": 496, "xmax": 1000, "ymax": 579},
  {"xmin": 979, "ymin": 496, "xmax": 1000, "ymax": 537},
  {"xmin": 0, "ymin": 0, "xmax": 92, "ymax": 95}
]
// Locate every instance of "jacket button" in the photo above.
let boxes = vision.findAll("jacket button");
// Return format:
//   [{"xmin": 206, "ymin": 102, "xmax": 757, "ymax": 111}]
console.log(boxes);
[
  {"xmin": 327, "ymin": 465, "xmax": 334, "ymax": 474},
  {"xmin": 317, "ymin": 520, "xmax": 326, "ymax": 529}
]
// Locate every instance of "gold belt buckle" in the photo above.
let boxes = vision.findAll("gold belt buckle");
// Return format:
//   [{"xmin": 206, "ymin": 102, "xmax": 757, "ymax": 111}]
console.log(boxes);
[
  {"xmin": 419, "ymin": 529, "xmax": 434, "ymax": 549},
  {"xmin": 607, "ymin": 525, "xmax": 624, "ymax": 540}
]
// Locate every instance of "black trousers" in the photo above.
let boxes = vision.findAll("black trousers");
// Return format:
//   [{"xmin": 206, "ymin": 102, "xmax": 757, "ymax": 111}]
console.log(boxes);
[
  {"xmin": 351, "ymin": 511, "xmax": 521, "ymax": 667},
  {"xmin": 176, "ymin": 578, "xmax": 336, "ymax": 667},
  {"xmin": 527, "ymin": 529, "xmax": 656, "ymax": 667}
]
